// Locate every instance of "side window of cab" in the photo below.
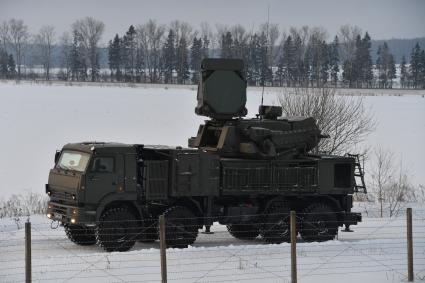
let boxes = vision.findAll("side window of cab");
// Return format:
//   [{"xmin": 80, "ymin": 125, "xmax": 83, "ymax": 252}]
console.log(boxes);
[{"xmin": 91, "ymin": 157, "xmax": 114, "ymax": 173}]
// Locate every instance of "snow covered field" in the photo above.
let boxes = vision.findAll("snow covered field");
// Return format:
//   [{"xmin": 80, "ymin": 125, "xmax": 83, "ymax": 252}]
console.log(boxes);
[
  {"xmin": 0, "ymin": 205, "xmax": 424, "ymax": 283},
  {"xmin": 0, "ymin": 81, "xmax": 424, "ymax": 198}
]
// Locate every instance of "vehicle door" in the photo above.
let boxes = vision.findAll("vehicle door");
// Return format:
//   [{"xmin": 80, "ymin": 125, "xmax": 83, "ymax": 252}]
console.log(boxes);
[{"xmin": 85, "ymin": 154, "xmax": 125, "ymax": 205}]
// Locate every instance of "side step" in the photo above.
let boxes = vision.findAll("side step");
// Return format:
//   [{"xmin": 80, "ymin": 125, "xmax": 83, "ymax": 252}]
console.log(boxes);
[{"xmin": 346, "ymin": 153, "xmax": 367, "ymax": 194}]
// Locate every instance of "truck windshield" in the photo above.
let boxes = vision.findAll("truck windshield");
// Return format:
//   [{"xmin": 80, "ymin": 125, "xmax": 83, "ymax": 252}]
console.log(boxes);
[{"xmin": 56, "ymin": 150, "xmax": 91, "ymax": 172}]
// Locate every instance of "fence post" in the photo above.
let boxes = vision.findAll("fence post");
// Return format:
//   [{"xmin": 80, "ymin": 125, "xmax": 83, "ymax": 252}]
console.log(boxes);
[
  {"xmin": 407, "ymin": 207, "xmax": 413, "ymax": 282},
  {"xmin": 25, "ymin": 221, "xmax": 31, "ymax": 283},
  {"xmin": 159, "ymin": 214, "xmax": 167, "ymax": 283},
  {"xmin": 290, "ymin": 210, "xmax": 297, "ymax": 283}
]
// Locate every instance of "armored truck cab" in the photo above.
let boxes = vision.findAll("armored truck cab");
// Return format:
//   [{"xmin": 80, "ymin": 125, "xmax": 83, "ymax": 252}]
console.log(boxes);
[{"xmin": 46, "ymin": 58, "xmax": 365, "ymax": 252}]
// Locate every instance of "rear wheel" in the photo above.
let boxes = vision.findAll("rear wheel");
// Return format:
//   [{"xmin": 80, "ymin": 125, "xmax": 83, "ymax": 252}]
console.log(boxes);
[
  {"xmin": 300, "ymin": 203, "xmax": 338, "ymax": 242},
  {"xmin": 260, "ymin": 201, "xmax": 291, "ymax": 244},
  {"xmin": 227, "ymin": 224, "xmax": 259, "ymax": 240},
  {"xmin": 96, "ymin": 207, "xmax": 138, "ymax": 252},
  {"xmin": 164, "ymin": 206, "xmax": 199, "ymax": 248},
  {"xmin": 64, "ymin": 224, "xmax": 96, "ymax": 246}
]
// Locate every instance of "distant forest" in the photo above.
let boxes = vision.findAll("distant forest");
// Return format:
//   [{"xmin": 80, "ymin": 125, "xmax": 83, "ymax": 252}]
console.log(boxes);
[{"xmin": 1, "ymin": 17, "xmax": 425, "ymax": 89}]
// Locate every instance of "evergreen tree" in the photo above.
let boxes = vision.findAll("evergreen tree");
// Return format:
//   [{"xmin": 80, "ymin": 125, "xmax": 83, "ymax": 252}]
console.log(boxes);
[
  {"xmin": 293, "ymin": 35, "xmax": 304, "ymax": 86},
  {"xmin": 221, "ymin": 31, "xmax": 233, "ymax": 58},
  {"xmin": 329, "ymin": 36, "xmax": 340, "ymax": 86},
  {"xmin": 190, "ymin": 36, "xmax": 202, "ymax": 84},
  {"xmin": 388, "ymin": 53, "xmax": 396, "ymax": 88},
  {"xmin": 258, "ymin": 32, "xmax": 272, "ymax": 86},
  {"xmin": 280, "ymin": 35, "xmax": 296, "ymax": 86},
  {"xmin": 376, "ymin": 42, "xmax": 396, "ymax": 88},
  {"xmin": 7, "ymin": 54, "xmax": 16, "ymax": 79},
  {"xmin": 360, "ymin": 32, "xmax": 373, "ymax": 87},
  {"xmin": 319, "ymin": 41, "xmax": 330, "ymax": 86},
  {"xmin": 352, "ymin": 35, "xmax": 363, "ymax": 87},
  {"xmin": 410, "ymin": 43, "xmax": 421, "ymax": 88},
  {"xmin": 163, "ymin": 29, "xmax": 176, "ymax": 84},
  {"xmin": 108, "ymin": 34, "xmax": 122, "ymax": 81},
  {"xmin": 122, "ymin": 25, "xmax": 137, "ymax": 81},
  {"xmin": 400, "ymin": 55, "xmax": 408, "ymax": 88},
  {"xmin": 420, "ymin": 50, "xmax": 425, "ymax": 89},
  {"xmin": 0, "ymin": 50, "xmax": 8, "ymax": 78},
  {"xmin": 176, "ymin": 37, "xmax": 189, "ymax": 84}
]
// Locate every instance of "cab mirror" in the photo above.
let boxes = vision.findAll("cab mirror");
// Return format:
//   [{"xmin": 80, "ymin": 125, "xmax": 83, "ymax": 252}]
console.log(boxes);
[{"xmin": 54, "ymin": 150, "xmax": 61, "ymax": 164}]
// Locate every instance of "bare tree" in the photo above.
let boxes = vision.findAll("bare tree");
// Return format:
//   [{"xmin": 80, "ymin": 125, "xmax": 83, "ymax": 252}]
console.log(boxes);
[
  {"xmin": 8, "ymin": 19, "xmax": 29, "ymax": 79},
  {"xmin": 384, "ymin": 159, "xmax": 414, "ymax": 217},
  {"xmin": 338, "ymin": 25, "xmax": 361, "ymax": 63},
  {"xmin": 59, "ymin": 32, "xmax": 72, "ymax": 80},
  {"xmin": 72, "ymin": 17, "xmax": 105, "ymax": 82},
  {"xmin": 371, "ymin": 146, "xmax": 394, "ymax": 217},
  {"xmin": 0, "ymin": 21, "xmax": 10, "ymax": 51},
  {"xmin": 136, "ymin": 20, "xmax": 165, "ymax": 83},
  {"xmin": 35, "ymin": 25, "xmax": 55, "ymax": 80},
  {"xmin": 371, "ymin": 147, "xmax": 415, "ymax": 217},
  {"xmin": 278, "ymin": 87, "xmax": 375, "ymax": 155}
]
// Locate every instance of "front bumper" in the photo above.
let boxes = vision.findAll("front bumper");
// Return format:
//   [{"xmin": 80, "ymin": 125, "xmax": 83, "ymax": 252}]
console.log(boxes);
[{"xmin": 47, "ymin": 201, "xmax": 96, "ymax": 225}]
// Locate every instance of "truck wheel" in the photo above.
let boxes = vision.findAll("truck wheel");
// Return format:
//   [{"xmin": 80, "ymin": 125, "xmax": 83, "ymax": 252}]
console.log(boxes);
[
  {"xmin": 300, "ymin": 203, "xmax": 338, "ymax": 242},
  {"xmin": 227, "ymin": 224, "xmax": 259, "ymax": 240},
  {"xmin": 164, "ymin": 206, "xmax": 198, "ymax": 248},
  {"xmin": 96, "ymin": 207, "xmax": 138, "ymax": 252},
  {"xmin": 64, "ymin": 224, "xmax": 96, "ymax": 246},
  {"xmin": 260, "ymin": 202, "xmax": 291, "ymax": 244}
]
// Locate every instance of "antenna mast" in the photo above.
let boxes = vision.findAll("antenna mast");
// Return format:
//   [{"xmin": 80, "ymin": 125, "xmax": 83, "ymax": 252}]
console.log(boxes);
[{"xmin": 260, "ymin": 4, "xmax": 270, "ymax": 118}]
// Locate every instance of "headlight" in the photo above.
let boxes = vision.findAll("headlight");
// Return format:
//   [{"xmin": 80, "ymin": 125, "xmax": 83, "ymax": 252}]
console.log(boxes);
[
  {"xmin": 70, "ymin": 218, "xmax": 76, "ymax": 224},
  {"xmin": 47, "ymin": 213, "xmax": 52, "ymax": 219}
]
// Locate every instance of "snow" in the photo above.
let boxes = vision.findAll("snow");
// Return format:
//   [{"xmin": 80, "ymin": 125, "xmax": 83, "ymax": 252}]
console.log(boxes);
[
  {"xmin": 0, "ymin": 81, "xmax": 424, "ymax": 198},
  {"xmin": 0, "ymin": 204, "xmax": 424, "ymax": 282}
]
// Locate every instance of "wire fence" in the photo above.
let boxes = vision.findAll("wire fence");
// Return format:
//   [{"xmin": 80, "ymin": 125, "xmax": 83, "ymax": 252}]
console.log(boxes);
[{"xmin": 0, "ymin": 207, "xmax": 424, "ymax": 282}]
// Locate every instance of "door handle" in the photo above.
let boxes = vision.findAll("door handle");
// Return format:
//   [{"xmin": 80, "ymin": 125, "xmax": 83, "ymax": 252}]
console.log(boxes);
[
  {"xmin": 90, "ymin": 176, "xmax": 99, "ymax": 181},
  {"xmin": 112, "ymin": 181, "xmax": 117, "ymax": 185}
]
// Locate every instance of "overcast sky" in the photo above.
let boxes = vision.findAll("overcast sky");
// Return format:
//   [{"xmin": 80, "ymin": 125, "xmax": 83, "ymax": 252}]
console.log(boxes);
[{"xmin": 1, "ymin": 0, "xmax": 424, "ymax": 44}]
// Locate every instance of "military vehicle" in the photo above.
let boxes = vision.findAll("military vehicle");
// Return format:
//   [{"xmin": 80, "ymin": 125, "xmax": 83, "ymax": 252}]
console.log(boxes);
[{"xmin": 46, "ymin": 58, "xmax": 366, "ymax": 252}]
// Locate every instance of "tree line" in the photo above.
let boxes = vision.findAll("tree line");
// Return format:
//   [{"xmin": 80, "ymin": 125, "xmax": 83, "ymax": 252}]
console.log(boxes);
[{"xmin": 0, "ymin": 18, "xmax": 425, "ymax": 89}]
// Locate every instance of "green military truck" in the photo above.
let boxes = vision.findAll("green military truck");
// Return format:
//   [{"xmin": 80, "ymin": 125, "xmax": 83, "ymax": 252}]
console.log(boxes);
[{"xmin": 46, "ymin": 59, "xmax": 365, "ymax": 252}]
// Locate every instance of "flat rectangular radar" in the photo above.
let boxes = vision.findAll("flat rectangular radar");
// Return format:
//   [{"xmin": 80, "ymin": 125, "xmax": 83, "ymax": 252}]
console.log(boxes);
[{"xmin": 196, "ymin": 58, "xmax": 247, "ymax": 120}]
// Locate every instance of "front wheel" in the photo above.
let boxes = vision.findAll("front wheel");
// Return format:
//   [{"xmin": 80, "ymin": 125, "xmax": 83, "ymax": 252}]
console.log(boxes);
[
  {"xmin": 64, "ymin": 224, "xmax": 96, "ymax": 246},
  {"xmin": 96, "ymin": 207, "xmax": 138, "ymax": 252}
]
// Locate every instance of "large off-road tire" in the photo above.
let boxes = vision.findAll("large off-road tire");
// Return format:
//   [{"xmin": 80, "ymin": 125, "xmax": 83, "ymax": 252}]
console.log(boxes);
[
  {"xmin": 96, "ymin": 207, "xmax": 138, "ymax": 252},
  {"xmin": 64, "ymin": 224, "xmax": 96, "ymax": 246},
  {"xmin": 164, "ymin": 206, "xmax": 199, "ymax": 248},
  {"xmin": 260, "ymin": 201, "xmax": 291, "ymax": 244},
  {"xmin": 227, "ymin": 224, "xmax": 260, "ymax": 240},
  {"xmin": 300, "ymin": 203, "xmax": 338, "ymax": 242}
]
